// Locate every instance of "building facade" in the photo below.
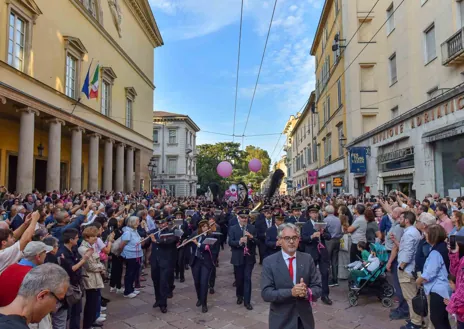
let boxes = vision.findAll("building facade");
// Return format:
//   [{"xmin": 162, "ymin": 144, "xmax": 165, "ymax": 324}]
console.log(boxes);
[
  {"xmin": 283, "ymin": 114, "xmax": 298, "ymax": 194},
  {"xmin": 152, "ymin": 111, "xmax": 200, "ymax": 197},
  {"xmin": 0, "ymin": 0, "xmax": 163, "ymax": 193},
  {"xmin": 311, "ymin": 0, "xmax": 347, "ymax": 195},
  {"xmin": 290, "ymin": 92, "xmax": 319, "ymax": 196},
  {"xmin": 274, "ymin": 156, "xmax": 288, "ymax": 195},
  {"xmin": 344, "ymin": 0, "xmax": 464, "ymax": 200}
]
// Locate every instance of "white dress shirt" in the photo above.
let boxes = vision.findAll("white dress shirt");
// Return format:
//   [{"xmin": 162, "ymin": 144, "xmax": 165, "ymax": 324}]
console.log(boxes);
[{"xmin": 281, "ymin": 250, "xmax": 297, "ymax": 285}]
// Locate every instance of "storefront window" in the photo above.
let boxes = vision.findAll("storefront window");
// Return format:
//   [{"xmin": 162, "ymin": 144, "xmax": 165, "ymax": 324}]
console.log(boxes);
[{"xmin": 435, "ymin": 136, "xmax": 464, "ymax": 197}]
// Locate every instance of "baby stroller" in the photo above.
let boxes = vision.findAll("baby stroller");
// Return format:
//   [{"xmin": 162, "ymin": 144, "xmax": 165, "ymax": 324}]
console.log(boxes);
[{"xmin": 347, "ymin": 243, "xmax": 394, "ymax": 307}]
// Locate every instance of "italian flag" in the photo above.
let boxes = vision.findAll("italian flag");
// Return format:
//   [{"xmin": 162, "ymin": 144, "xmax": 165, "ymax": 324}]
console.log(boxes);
[{"xmin": 89, "ymin": 64, "xmax": 100, "ymax": 99}]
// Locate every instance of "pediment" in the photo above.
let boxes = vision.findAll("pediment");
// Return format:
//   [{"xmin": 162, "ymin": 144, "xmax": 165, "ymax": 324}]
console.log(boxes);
[
  {"xmin": 63, "ymin": 36, "xmax": 88, "ymax": 55},
  {"xmin": 102, "ymin": 67, "xmax": 118, "ymax": 80},
  {"xmin": 15, "ymin": 0, "xmax": 42, "ymax": 16}
]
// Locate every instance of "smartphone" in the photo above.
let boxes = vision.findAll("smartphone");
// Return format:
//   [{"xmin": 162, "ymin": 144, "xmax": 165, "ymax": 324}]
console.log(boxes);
[{"xmin": 450, "ymin": 235, "xmax": 457, "ymax": 250}]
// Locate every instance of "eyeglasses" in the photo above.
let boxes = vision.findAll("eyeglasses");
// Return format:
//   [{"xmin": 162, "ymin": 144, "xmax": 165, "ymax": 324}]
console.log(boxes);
[
  {"xmin": 281, "ymin": 236, "xmax": 299, "ymax": 243},
  {"xmin": 48, "ymin": 291, "xmax": 64, "ymax": 311}
]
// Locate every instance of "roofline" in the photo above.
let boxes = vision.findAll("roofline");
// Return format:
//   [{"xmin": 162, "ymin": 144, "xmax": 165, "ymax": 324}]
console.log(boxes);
[
  {"xmin": 310, "ymin": 0, "xmax": 331, "ymax": 55},
  {"xmin": 153, "ymin": 114, "xmax": 201, "ymax": 132},
  {"xmin": 140, "ymin": 0, "xmax": 164, "ymax": 46}
]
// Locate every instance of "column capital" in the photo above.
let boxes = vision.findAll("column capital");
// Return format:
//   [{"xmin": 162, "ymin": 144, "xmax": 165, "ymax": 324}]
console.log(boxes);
[
  {"xmin": 69, "ymin": 126, "xmax": 85, "ymax": 133},
  {"xmin": 126, "ymin": 146, "xmax": 135, "ymax": 151},
  {"xmin": 46, "ymin": 118, "xmax": 66, "ymax": 126},
  {"xmin": 88, "ymin": 133, "xmax": 102, "ymax": 139},
  {"xmin": 104, "ymin": 138, "xmax": 115, "ymax": 144},
  {"xmin": 116, "ymin": 142, "xmax": 126, "ymax": 148},
  {"xmin": 15, "ymin": 106, "xmax": 39, "ymax": 116},
  {"xmin": 0, "ymin": 95, "xmax": 6, "ymax": 105}
]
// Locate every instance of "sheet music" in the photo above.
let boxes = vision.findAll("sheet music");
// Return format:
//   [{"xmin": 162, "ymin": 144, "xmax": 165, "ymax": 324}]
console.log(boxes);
[
  {"xmin": 174, "ymin": 229, "xmax": 184, "ymax": 238},
  {"xmin": 202, "ymin": 238, "xmax": 218, "ymax": 245}
]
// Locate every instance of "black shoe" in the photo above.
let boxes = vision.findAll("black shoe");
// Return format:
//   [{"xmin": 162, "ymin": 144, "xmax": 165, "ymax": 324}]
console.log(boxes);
[
  {"xmin": 101, "ymin": 300, "xmax": 107, "ymax": 308},
  {"xmin": 237, "ymin": 296, "xmax": 243, "ymax": 305},
  {"xmin": 202, "ymin": 305, "xmax": 208, "ymax": 313},
  {"xmin": 196, "ymin": 300, "xmax": 201, "ymax": 307},
  {"xmin": 328, "ymin": 281, "xmax": 337, "ymax": 287},
  {"xmin": 209, "ymin": 287, "xmax": 215, "ymax": 294},
  {"xmin": 175, "ymin": 274, "xmax": 179, "ymax": 280},
  {"xmin": 245, "ymin": 304, "xmax": 253, "ymax": 310},
  {"xmin": 101, "ymin": 297, "xmax": 110, "ymax": 303},
  {"xmin": 153, "ymin": 301, "xmax": 159, "ymax": 308},
  {"xmin": 91, "ymin": 323, "xmax": 103, "ymax": 327},
  {"xmin": 167, "ymin": 292, "xmax": 173, "ymax": 299},
  {"xmin": 185, "ymin": 265, "xmax": 189, "ymax": 270},
  {"xmin": 233, "ymin": 281, "xmax": 236, "ymax": 287},
  {"xmin": 160, "ymin": 306, "xmax": 167, "ymax": 313},
  {"xmin": 180, "ymin": 277, "xmax": 185, "ymax": 283},
  {"xmin": 321, "ymin": 296, "xmax": 333, "ymax": 305}
]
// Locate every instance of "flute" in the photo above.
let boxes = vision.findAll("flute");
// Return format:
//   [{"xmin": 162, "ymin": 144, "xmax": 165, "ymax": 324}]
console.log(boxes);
[
  {"xmin": 177, "ymin": 228, "xmax": 212, "ymax": 249},
  {"xmin": 137, "ymin": 226, "xmax": 168, "ymax": 244}
]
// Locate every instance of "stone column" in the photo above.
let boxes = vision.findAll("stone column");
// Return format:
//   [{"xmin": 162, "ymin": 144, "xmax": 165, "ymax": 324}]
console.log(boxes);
[
  {"xmin": 115, "ymin": 143, "xmax": 125, "ymax": 192},
  {"xmin": 16, "ymin": 108, "xmax": 39, "ymax": 194},
  {"xmin": 103, "ymin": 138, "xmax": 114, "ymax": 192},
  {"xmin": 46, "ymin": 119, "xmax": 65, "ymax": 192},
  {"xmin": 88, "ymin": 133, "xmax": 101, "ymax": 192},
  {"xmin": 70, "ymin": 127, "xmax": 85, "ymax": 191},
  {"xmin": 125, "ymin": 147, "xmax": 134, "ymax": 192},
  {"xmin": 134, "ymin": 149, "xmax": 141, "ymax": 191}
]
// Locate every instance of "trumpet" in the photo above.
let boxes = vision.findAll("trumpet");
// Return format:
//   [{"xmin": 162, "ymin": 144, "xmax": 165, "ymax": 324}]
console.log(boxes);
[{"xmin": 177, "ymin": 228, "xmax": 212, "ymax": 249}]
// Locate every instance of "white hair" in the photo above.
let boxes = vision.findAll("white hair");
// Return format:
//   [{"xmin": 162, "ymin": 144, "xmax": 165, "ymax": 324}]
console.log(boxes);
[
  {"xmin": 277, "ymin": 223, "xmax": 300, "ymax": 238},
  {"xmin": 325, "ymin": 205, "xmax": 335, "ymax": 214},
  {"xmin": 18, "ymin": 263, "xmax": 69, "ymax": 297}
]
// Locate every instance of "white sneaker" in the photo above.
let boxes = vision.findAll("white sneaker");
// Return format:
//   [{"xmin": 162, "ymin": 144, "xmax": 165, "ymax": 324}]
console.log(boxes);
[
  {"xmin": 110, "ymin": 287, "xmax": 116, "ymax": 293},
  {"xmin": 116, "ymin": 288, "xmax": 124, "ymax": 294},
  {"xmin": 99, "ymin": 313, "xmax": 106, "ymax": 318},
  {"xmin": 95, "ymin": 316, "xmax": 106, "ymax": 323},
  {"xmin": 100, "ymin": 306, "xmax": 107, "ymax": 311},
  {"xmin": 133, "ymin": 290, "xmax": 140, "ymax": 295},
  {"xmin": 124, "ymin": 293, "xmax": 137, "ymax": 298}
]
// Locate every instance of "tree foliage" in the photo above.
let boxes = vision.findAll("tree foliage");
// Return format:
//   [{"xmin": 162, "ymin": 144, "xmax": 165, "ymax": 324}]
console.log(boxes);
[{"xmin": 196, "ymin": 142, "xmax": 271, "ymax": 195}]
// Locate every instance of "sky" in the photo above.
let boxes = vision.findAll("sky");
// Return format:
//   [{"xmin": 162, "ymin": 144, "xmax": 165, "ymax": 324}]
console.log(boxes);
[{"xmin": 149, "ymin": 0, "xmax": 324, "ymax": 164}]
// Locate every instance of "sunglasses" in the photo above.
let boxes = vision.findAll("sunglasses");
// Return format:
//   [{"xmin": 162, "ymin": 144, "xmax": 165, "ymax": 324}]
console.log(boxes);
[{"xmin": 48, "ymin": 291, "xmax": 64, "ymax": 311}]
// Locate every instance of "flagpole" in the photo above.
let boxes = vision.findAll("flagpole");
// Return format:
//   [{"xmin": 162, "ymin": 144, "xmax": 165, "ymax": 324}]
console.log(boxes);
[
  {"xmin": 73, "ymin": 58, "xmax": 94, "ymax": 115},
  {"xmin": 70, "ymin": 97, "xmax": 81, "ymax": 115}
]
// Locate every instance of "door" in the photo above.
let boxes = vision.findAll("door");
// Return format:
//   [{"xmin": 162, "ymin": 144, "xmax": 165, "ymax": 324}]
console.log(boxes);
[
  {"xmin": 60, "ymin": 162, "xmax": 68, "ymax": 191},
  {"xmin": 7, "ymin": 155, "xmax": 18, "ymax": 193},
  {"xmin": 34, "ymin": 159, "xmax": 47, "ymax": 192}
]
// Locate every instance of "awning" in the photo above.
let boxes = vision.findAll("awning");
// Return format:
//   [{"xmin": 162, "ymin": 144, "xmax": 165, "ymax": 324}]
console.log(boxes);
[
  {"xmin": 379, "ymin": 168, "xmax": 415, "ymax": 178},
  {"xmin": 296, "ymin": 185, "xmax": 312, "ymax": 193}
]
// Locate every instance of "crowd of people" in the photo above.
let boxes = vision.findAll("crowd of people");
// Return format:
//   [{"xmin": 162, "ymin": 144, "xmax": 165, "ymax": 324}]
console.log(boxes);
[{"xmin": 0, "ymin": 186, "xmax": 464, "ymax": 329}]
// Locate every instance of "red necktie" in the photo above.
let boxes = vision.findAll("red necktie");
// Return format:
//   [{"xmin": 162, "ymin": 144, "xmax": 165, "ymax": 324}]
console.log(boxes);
[{"xmin": 288, "ymin": 257, "xmax": 295, "ymax": 282}]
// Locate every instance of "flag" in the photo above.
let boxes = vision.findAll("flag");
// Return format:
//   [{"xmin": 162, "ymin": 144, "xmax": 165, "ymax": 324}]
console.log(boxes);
[
  {"xmin": 89, "ymin": 64, "xmax": 100, "ymax": 99},
  {"xmin": 81, "ymin": 62, "xmax": 92, "ymax": 99}
]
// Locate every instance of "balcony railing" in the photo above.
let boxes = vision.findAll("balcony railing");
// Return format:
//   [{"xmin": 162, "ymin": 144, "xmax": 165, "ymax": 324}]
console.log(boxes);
[
  {"xmin": 442, "ymin": 27, "xmax": 464, "ymax": 66},
  {"xmin": 185, "ymin": 144, "xmax": 193, "ymax": 154}
]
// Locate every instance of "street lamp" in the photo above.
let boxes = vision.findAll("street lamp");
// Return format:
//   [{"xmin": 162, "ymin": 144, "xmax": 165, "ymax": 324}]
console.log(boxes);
[{"xmin": 148, "ymin": 156, "xmax": 157, "ymax": 190}]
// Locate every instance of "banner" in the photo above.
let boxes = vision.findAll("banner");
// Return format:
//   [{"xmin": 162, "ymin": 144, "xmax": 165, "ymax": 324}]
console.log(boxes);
[
  {"xmin": 333, "ymin": 177, "xmax": 343, "ymax": 187},
  {"xmin": 350, "ymin": 147, "xmax": 367, "ymax": 173},
  {"xmin": 308, "ymin": 170, "xmax": 318, "ymax": 185}
]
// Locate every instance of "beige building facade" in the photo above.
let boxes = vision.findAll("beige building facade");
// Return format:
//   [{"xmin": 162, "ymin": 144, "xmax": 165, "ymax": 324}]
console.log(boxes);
[
  {"xmin": 343, "ymin": 0, "xmax": 464, "ymax": 199},
  {"xmin": 0, "ymin": 0, "xmax": 162, "ymax": 193}
]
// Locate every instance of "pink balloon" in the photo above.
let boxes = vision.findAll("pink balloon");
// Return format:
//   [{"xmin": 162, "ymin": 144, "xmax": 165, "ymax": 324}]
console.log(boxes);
[
  {"xmin": 248, "ymin": 158, "xmax": 262, "ymax": 172},
  {"xmin": 217, "ymin": 161, "xmax": 233, "ymax": 178},
  {"xmin": 457, "ymin": 158, "xmax": 464, "ymax": 175}
]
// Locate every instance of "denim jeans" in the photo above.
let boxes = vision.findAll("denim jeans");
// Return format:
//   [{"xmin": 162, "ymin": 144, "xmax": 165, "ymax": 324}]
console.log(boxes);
[
  {"xmin": 390, "ymin": 258, "xmax": 409, "ymax": 314},
  {"xmin": 124, "ymin": 257, "xmax": 141, "ymax": 295},
  {"xmin": 68, "ymin": 299, "xmax": 82, "ymax": 329}
]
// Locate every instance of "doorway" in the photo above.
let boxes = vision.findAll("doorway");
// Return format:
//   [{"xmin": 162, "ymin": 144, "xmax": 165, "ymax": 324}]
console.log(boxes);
[
  {"xmin": 34, "ymin": 159, "xmax": 47, "ymax": 192},
  {"xmin": 7, "ymin": 155, "xmax": 18, "ymax": 193}
]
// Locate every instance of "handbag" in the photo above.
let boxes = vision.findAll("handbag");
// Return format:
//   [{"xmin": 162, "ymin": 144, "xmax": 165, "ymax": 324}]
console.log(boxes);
[
  {"xmin": 111, "ymin": 236, "xmax": 123, "ymax": 256},
  {"xmin": 412, "ymin": 287, "xmax": 428, "ymax": 317},
  {"xmin": 65, "ymin": 283, "xmax": 83, "ymax": 306},
  {"xmin": 340, "ymin": 234, "xmax": 351, "ymax": 252}
]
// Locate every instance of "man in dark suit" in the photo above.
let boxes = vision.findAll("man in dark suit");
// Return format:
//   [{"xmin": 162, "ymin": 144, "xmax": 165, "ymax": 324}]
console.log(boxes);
[
  {"xmin": 261, "ymin": 222, "xmax": 322, "ymax": 329},
  {"xmin": 265, "ymin": 214, "xmax": 284, "ymax": 257},
  {"xmin": 301, "ymin": 205, "xmax": 332, "ymax": 305},
  {"xmin": 285, "ymin": 207, "xmax": 304, "ymax": 224},
  {"xmin": 150, "ymin": 215, "xmax": 180, "ymax": 313},
  {"xmin": 255, "ymin": 207, "xmax": 273, "ymax": 264},
  {"xmin": 174, "ymin": 209, "xmax": 189, "ymax": 283},
  {"xmin": 207, "ymin": 215, "xmax": 221, "ymax": 294},
  {"xmin": 228, "ymin": 209, "xmax": 257, "ymax": 310},
  {"xmin": 10, "ymin": 205, "xmax": 26, "ymax": 230}
]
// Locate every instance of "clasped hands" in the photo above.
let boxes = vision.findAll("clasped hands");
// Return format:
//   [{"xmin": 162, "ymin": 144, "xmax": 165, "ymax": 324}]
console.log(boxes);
[{"xmin": 291, "ymin": 278, "xmax": 308, "ymax": 298}]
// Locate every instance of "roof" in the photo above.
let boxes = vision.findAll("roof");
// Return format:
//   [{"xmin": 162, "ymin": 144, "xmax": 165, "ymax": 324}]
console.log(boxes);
[{"xmin": 153, "ymin": 111, "xmax": 200, "ymax": 132}]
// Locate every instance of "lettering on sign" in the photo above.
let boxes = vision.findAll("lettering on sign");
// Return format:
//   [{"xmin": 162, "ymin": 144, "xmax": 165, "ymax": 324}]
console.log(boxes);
[
  {"xmin": 333, "ymin": 177, "xmax": 343, "ymax": 187},
  {"xmin": 377, "ymin": 147, "xmax": 414, "ymax": 164},
  {"xmin": 372, "ymin": 95, "xmax": 464, "ymax": 144}
]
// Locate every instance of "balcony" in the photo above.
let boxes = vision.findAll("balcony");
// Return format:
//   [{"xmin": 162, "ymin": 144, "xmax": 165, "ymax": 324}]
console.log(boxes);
[
  {"xmin": 185, "ymin": 144, "xmax": 193, "ymax": 154},
  {"xmin": 442, "ymin": 28, "xmax": 464, "ymax": 66}
]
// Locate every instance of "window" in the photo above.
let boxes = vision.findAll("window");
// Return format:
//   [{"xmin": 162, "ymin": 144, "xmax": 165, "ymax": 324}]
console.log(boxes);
[
  {"xmin": 338, "ymin": 125, "xmax": 344, "ymax": 157},
  {"xmin": 169, "ymin": 185, "xmax": 176, "ymax": 196},
  {"xmin": 424, "ymin": 24, "xmax": 436, "ymax": 63},
  {"xmin": 153, "ymin": 158, "xmax": 159, "ymax": 174},
  {"xmin": 386, "ymin": 3, "xmax": 395, "ymax": 35},
  {"xmin": 125, "ymin": 99, "xmax": 133, "ymax": 128},
  {"xmin": 325, "ymin": 135, "xmax": 332, "ymax": 164},
  {"xmin": 168, "ymin": 158, "xmax": 177, "ymax": 175},
  {"xmin": 337, "ymin": 79, "xmax": 342, "ymax": 108},
  {"xmin": 153, "ymin": 130, "xmax": 159, "ymax": 143},
  {"xmin": 427, "ymin": 86, "xmax": 439, "ymax": 99},
  {"xmin": 316, "ymin": 144, "xmax": 320, "ymax": 165},
  {"xmin": 323, "ymin": 100, "xmax": 327, "ymax": 123},
  {"xmin": 326, "ymin": 96, "xmax": 331, "ymax": 121},
  {"xmin": 8, "ymin": 12, "xmax": 25, "ymax": 71},
  {"xmin": 389, "ymin": 53, "xmax": 397, "ymax": 85},
  {"xmin": 313, "ymin": 140, "xmax": 318, "ymax": 162},
  {"xmin": 169, "ymin": 129, "xmax": 177, "ymax": 144},
  {"xmin": 307, "ymin": 145, "xmax": 312, "ymax": 164},
  {"xmin": 65, "ymin": 54, "xmax": 78, "ymax": 98},
  {"xmin": 101, "ymin": 81, "xmax": 110, "ymax": 116},
  {"xmin": 78, "ymin": 0, "xmax": 102, "ymax": 22},
  {"xmin": 391, "ymin": 106, "xmax": 399, "ymax": 119}
]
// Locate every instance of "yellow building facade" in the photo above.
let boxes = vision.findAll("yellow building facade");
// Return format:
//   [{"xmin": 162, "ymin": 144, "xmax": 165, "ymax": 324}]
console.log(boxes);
[
  {"xmin": 0, "ymin": 0, "xmax": 163, "ymax": 193},
  {"xmin": 311, "ymin": 0, "xmax": 347, "ymax": 195}
]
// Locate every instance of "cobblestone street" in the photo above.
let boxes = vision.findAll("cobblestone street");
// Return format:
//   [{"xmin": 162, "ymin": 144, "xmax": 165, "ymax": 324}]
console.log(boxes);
[{"xmin": 102, "ymin": 248, "xmax": 403, "ymax": 329}]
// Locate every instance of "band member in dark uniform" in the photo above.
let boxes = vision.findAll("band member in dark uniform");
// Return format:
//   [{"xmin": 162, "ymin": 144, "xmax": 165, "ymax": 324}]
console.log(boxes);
[
  {"xmin": 174, "ymin": 209, "xmax": 189, "ymax": 283},
  {"xmin": 216, "ymin": 206, "xmax": 228, "ymax": 250},
  {"xmin": 254, "ymin": 207, "xmax": 273, "ymax": 264},
  {"xmin": 189, "ymin": 218, "xmax": 217, "ymax": 313},
  {"xmin": 207, "ymin": 214, "xmax": 221, "ymax": 294},
  {"xmin": 228, "ymin": 209, "xmax": 257, "ymax": 310},
  {"xmin": 264, "ymin": 214, "xmax": 284, "ymax": 257},
  {"xmin": 301, "ymin": 204, "xmax": 333, "ymax": 305},
  {"xmin": 285, "ymin": 206, "xmax": 304, "ymax": 224},
  {"xmin": 150, "ymin": 214, "xmax": 179, "ymax": 313}
]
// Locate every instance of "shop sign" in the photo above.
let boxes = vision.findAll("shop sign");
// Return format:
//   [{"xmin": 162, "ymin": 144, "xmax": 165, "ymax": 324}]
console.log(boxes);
[
  {"xmin": 333, "ymin": 177, "xmax": 343, "ymax": 187},
  {"xmin": 287, "ymin": 180, "xmax": 293, "ymax": 189},
  {"xmin": 320, "ymin": 182, "xmax": 326, "ymax": 190},
  {"xmin": 424, "ymin": 127, "xmax": 464, "ymax": 143},
  {"xmin": 377, "ymin": 147, "xmax": 414, "ymax": 164},
  {"xmin": 308, "ymin": 170, "xmax": 318, "ymax": 185},
  {"xmin": 350, "ymin": 147, "xmax": 367, "ymax": 173},
  {"xmin": 372, "ymin": 95, "xmax": 464, "ymax": 144}
]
